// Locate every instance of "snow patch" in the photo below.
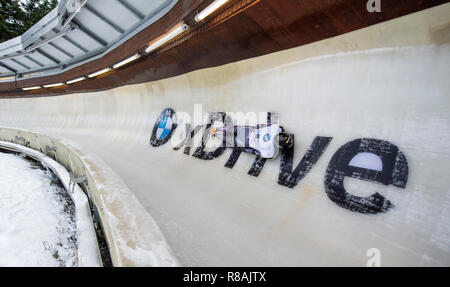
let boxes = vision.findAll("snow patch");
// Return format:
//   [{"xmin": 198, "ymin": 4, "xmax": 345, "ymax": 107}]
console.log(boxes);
[{"xmin": 0, "ymin": 152, "xmax": 77, "ymax": 267}]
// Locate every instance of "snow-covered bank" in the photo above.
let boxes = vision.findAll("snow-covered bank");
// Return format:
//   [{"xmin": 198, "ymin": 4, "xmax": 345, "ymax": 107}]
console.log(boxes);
[
  {"xmin": 0, "ymin": 151, "xmax": 77, "ymax": 267},
  {"xmin": 0, "ymin": 135, "xmax": 178, "ymax": 267}
]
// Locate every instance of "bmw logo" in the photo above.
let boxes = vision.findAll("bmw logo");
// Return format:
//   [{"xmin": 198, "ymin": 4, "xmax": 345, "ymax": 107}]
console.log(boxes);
[
  {"xmin": 150, "ymin": 108, "xmax": 177, "ymax": 147},
  {"xmin": 263, "ymin": 133, "xmax": 271, "ymax": 142}
]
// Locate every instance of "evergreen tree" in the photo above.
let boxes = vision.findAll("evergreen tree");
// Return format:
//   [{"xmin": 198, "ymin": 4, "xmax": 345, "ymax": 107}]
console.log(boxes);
[{"xmin": 0, "ymin": 0, "xmax": 58, "ymax": 43}]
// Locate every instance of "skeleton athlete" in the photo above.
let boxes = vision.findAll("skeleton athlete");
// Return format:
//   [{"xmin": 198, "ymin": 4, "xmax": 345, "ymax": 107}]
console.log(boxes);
[{"xmin": 210, "ymin": 124, "xmax": 293, "ymax": 159}]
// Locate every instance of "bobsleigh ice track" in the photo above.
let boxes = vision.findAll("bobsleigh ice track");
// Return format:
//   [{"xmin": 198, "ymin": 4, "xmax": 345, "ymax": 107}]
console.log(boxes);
[{"xmin": 0, "ymin": 5, "xmax": 449, "ymax": 266}]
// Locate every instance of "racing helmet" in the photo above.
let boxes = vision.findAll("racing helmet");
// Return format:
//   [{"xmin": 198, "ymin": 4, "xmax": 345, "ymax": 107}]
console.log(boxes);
[{"xmin": 278, "ymin": 132, "xmax": 293, "ymax": 149}]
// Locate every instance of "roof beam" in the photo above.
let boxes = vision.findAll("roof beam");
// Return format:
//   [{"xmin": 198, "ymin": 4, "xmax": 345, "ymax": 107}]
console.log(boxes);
[
  {"xmin": 48, "ymin": 41, "xmax": 75, "ymax": 59},
  {"xmin": 9, "ymin": 58, "xmax": 30, "ymax": 70},
  {"xmin": 24, "ymin": 55, "xmax": 44, "ymax": 67},
  {"xmin": 0, "ymin": 53, "xmax": 25, "ymax": 61},
  {"xmin": 24, "ymin": 25, "xmax": 77, "ymax": 53},
  {"xmin": 116, "ymin": 0, "xmax": 145, "ymax": 20},
  {"xmin": 72, "ymin": 19, "xmax": 108, "ymax": 46},
  {"xmin": 62, "ymin": 35, "xmax": 89, "ymax": 53},
  {"xmin": 61, "ymin": 0, "xmax": 88, "ymax": 28},
  {"xmin": 35, "ymin": 48, "xmax": 61, "ymax": 65},
  {"xmin": 84, "ymin": 3, "xmax": 125, "ymax": 34},
  {"xmin": 0, "ymin": 63, "xmax": 17, "ymax": 73}
]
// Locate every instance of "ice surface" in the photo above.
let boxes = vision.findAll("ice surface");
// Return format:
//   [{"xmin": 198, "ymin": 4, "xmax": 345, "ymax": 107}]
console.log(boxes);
[{"xmin": 0, "ymin": 6, "xmax": 448, "ymax": 265}]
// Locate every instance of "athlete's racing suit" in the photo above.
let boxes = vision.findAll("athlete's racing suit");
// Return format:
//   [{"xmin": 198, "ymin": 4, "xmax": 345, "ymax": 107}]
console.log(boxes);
[{"xmin": 211, "ymin": 124, "xmax": 285, "ymax": 159}]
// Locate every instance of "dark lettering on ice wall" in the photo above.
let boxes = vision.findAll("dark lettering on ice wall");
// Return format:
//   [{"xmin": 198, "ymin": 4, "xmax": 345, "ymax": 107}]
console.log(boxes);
[
  {"xmin": 324, "ymin": 138, "xmax": 408, "ymax": 214},
  {"xmin": 150, "ymin": 108, "xmax": 409, "ymax": 215}
]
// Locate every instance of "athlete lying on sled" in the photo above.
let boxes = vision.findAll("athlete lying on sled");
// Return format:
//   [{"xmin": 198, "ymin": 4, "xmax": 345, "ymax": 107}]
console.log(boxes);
[{"xmin": 210, "ymin": 124, "xmax": 293, "ymax": 159}]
